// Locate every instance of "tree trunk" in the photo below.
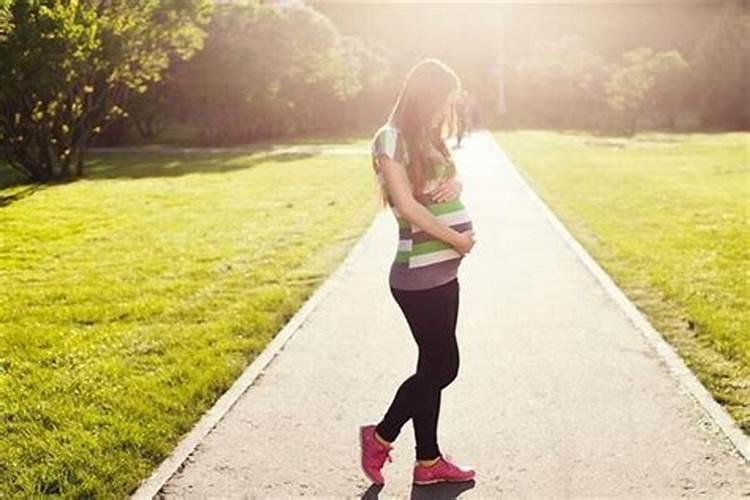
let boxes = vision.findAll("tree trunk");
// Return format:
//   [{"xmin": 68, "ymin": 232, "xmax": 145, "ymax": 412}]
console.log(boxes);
[
  {"xmin": 626, "ymin": 108, "xmax": 640, "ymax": 137},
  {"xmin": 75, "ymin": 153, "xmax": 84, "ymax": 177}
]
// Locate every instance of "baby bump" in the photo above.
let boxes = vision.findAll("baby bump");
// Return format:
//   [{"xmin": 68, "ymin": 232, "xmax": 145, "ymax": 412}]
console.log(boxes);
[
  {"xmin": 405, "ymin": 197, "xmax": 474, "ymax": 270},
  {"xmin": 417, "ymin": 198, "xmax": 472, "ymax": 231},
  {"xmin": 411, "ymin": 198, "xmax": 473, "ymax": 246}
]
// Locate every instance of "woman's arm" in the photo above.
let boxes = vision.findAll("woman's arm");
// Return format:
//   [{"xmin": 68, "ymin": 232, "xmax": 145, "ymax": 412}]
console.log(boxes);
[{"xmin": 375, "ymin": 155, "xmax": 463, "ymax": 248}]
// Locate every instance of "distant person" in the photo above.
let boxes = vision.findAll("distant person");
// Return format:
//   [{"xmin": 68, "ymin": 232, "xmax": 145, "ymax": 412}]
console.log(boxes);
[
  {"xmin": 453, "ymin": 90, "xmax": 468, "ymax": 148},
  {"xmin": 361, "ymin": 58, "xmax": 477, "ymax": 487},
  {"xmin": 468, "ymin": 93, "xmax": 480, "ymax": 132}
]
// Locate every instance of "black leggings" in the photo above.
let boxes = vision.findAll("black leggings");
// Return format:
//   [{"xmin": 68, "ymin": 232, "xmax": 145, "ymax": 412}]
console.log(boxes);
[{"xmin": 375, "ymin": 277, "xmax": 460, "ymax": 460}]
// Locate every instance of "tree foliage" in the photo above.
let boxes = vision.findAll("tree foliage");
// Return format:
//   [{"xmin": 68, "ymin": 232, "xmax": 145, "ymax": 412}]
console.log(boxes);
[
  {"xmin": 689, "ymin": 0, "xmax": 749, "ymax": 128},
  {"xmin": 513, "ymin": 35, "xmax": 608, "ymax": 129},
  {"xmin": 319, "ymin": 2, "xmax": 747, "ymax": 133},
  {"xmin": 165, "ymin": 2, "xmax": 388, "ymax": 145},
  {"xmin": 605, "ymin": 47, "xmax": 688, "ymax": 136},
  {"xmin": 0, "ymin": 1, "xmax": 11, "ymax": 41},
  {"xmin": 0, "ymin": 0, "xmax": 211, "ymax": 181}
]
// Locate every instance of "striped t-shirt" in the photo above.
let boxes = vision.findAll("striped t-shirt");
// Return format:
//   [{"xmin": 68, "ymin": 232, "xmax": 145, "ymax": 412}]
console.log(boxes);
[{"xmin": 370, "ymin": 122, "xmax": 474, "ymax": 290}]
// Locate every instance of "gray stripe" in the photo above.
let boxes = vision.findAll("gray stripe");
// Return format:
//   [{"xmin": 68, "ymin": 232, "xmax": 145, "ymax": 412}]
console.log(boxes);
[
  {"xmin": 412, "ymin": 221, "xmax": 473, "ymax": 245},
  {"xmin": 389, "ymin": 258, "xmax": 461, "ymax": 291}
]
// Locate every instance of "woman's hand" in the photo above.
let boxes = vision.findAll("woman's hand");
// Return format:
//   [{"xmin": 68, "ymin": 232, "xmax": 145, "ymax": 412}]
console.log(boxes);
[
  {"xmin": 452, "ymin": 229, "xmax": 475, "ymax": 256},
  {"xmin": 429, "ymin": 177, "xmax": 463, "ymax": 203}
]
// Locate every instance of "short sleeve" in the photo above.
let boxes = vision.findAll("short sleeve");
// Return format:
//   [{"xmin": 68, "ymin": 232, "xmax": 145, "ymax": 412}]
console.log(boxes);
[{"xmin": 371, "ymin": 126, "xmax": 408, "ymax": 173}]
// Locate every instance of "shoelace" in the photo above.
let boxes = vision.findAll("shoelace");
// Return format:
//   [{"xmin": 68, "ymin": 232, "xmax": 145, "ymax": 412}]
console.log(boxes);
[
  {"xmin": 373, "ymin": 444, "xmax": 394, "ymax": 465},
  {"xmin": 380, "ymin": 447, "xmax": 394, "ymax": 464},
  {"xmin": 367, "ymin": 430, "xmax": 394, "ymax": 465}
]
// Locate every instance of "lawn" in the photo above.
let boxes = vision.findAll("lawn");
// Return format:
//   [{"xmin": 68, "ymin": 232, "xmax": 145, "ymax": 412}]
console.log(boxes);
[
  {"xmin": 494, "ymin": 130, "xmax": 749, "ymax": 434},
  {"xmin": 0, "ymin": 145, "xmax": 378, "ymax": 497}
]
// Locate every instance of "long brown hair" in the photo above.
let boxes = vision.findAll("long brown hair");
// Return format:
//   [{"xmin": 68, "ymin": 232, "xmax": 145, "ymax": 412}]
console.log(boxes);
[{"xmin": 378, "ymin": 58, "xmax": 461, "ymax": 208}]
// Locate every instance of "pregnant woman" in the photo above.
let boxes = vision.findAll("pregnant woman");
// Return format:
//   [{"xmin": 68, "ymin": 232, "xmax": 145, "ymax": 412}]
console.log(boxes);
[{"xmin": 359, "ymin": 58, "xmax": 477, "ymax": 486}]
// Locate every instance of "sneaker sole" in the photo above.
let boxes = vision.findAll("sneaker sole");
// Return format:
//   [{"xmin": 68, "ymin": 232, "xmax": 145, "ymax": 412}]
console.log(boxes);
[
  {"xmin": 412, "ymin": 476, "xmax": 476, "ymax": 486},
  {"xmin": 413, "ymin": 475, "xmax": 476, "ymax": 486},
  {"xmin": 359, "ymin": 425, "xmax": 385, "ymax": 485}
]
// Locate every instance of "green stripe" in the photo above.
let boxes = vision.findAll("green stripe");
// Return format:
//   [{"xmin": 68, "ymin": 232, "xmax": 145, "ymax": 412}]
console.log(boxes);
[
  {"xmin": 426, "ymin": 199, "xmax": 464, "ymax": 215},
  {"xmin": 411, "ymin": 239, "xmax": 452, "ymax": 256},
  {"xmin": 394, "ymin": 200, "xmax": 463, "ymax": 229},
  {"xmin": 395, "ymin": 250, "xmax": 410, "ymax": 263}
]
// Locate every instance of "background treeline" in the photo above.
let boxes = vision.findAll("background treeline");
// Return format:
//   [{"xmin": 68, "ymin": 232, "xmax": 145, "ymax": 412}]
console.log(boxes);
[
  {"xmin": 118, "ymin": 1, "xmax": 390, "ymax": 146},
  {"xmin": 0, "ymin": 0, "xmax": 747, "ymax": 182},
  {"xmin": 316, "ymin": 0, "xmax": 748, "ymax": 134},
  {"xmin": 122, "ymin": 0, "xmax": 749, "ymax": 144}
]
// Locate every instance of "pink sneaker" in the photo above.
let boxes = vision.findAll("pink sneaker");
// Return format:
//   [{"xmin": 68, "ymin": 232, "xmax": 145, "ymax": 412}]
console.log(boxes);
[
  {"xmin": 412, "ymin": 454, "xmax": 476, "ymax": 485},
  {"xmin": 359, "ymin": 424, "xmax": 394, "ymax": 485}
]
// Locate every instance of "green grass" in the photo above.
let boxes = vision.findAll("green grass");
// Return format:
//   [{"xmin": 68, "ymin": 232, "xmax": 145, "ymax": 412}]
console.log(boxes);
[
  {"xmin": 0, "ymin": 145, "xmax": 378, "ymax": 497},
  {"xmin": 494, "ymin": 130, "xmax": 750, "ymax": 433}
]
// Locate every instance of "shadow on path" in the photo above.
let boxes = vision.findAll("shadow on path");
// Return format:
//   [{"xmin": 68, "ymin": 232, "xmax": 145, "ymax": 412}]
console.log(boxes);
[{"xmin": 360, "ymin": 480, "xmax": 476, "ymax": 499}]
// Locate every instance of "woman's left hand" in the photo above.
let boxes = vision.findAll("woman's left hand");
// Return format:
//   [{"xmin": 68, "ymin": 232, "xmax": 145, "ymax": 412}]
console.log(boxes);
[{"xmin": 430, "ymin": 178, "xmax": 463, "ymax": 203}]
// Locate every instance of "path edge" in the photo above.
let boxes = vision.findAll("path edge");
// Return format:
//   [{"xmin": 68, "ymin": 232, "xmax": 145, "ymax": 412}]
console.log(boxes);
[
  {"xmin": 484, "ymin": 130, "xmax": 749, "ymax": 464},
  {"xmin": 130, "ymin": 209, "xmax": 388, "ymax": 499}
]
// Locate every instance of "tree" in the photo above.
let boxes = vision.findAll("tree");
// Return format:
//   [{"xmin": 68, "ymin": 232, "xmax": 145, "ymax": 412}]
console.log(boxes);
[
  {"xmin": 170, "ymin": 2, "xmax": 387, "ymax": 145},
  {"xmin": 325, "ymin": 35, "xmax": 390, "ymax": 131},
  {"xmin": 513, "ymin": 35, "xmax": 608, "ymax": 129},
  {"xmin": 279, "ymin": 34, "xmax": 389, "ymax": 135},
  {"xmin": 689, "ymin": 0, "xmax": 749, "ymax": 129},
  {"xmin": 605, "ymin": 47, "xmax": 688, "ymax": 136},
  {"xmin": 128, "ymin": 78, "xmax": 172, "ymax": 141},
  {"xmin": 0, "ymin": 1, "xmax": 211, "ymax": 182}
]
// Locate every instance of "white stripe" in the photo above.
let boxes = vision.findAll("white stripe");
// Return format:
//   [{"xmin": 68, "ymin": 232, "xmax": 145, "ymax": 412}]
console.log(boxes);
[
  {"xmin": 408, "ymin": 248, "xmax": 461, "ymax": 268},
  {"xmin": 398, "ymin": 239, "xmax": 412, "ymax": 251},
  {"xmin": 412, "ymin": 209, "xmax": 472, "ymax": 233}
]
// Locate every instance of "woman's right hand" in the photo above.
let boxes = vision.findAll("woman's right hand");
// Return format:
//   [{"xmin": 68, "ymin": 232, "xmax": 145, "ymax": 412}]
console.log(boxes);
[{"xmin": 452, "ymin": 229, "xmax": 476, "ymax": 256}]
